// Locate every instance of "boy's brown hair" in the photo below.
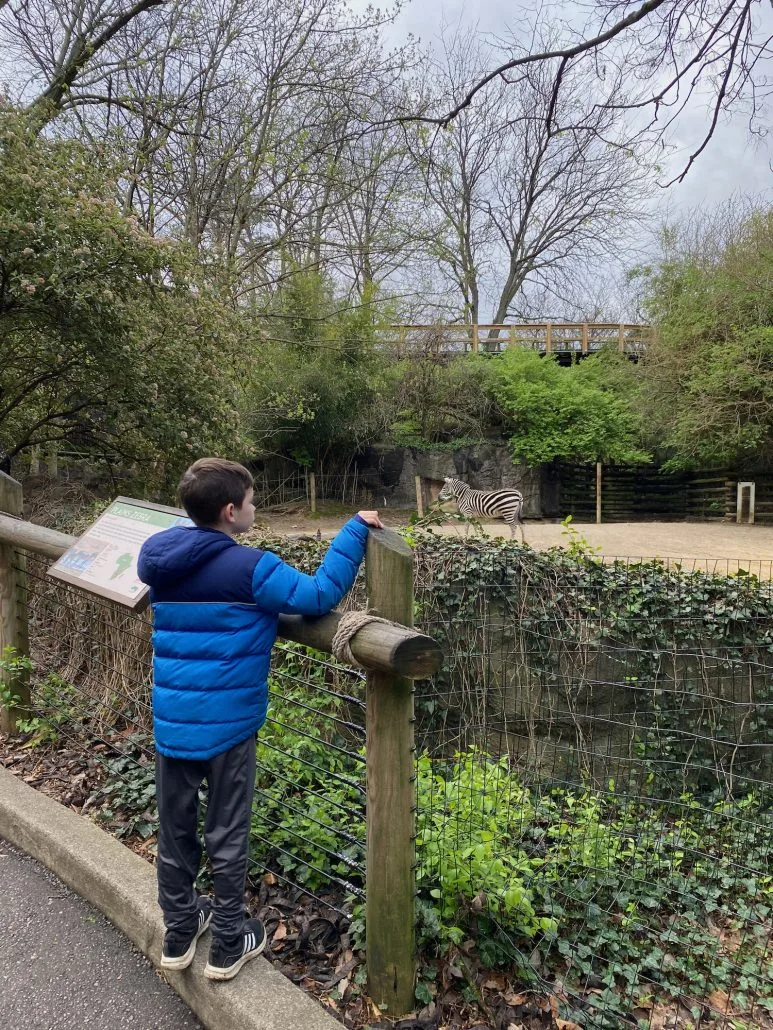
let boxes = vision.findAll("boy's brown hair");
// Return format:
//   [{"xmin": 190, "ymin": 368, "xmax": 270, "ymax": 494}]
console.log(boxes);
[{"xmin": 178, "ymin": 458, "xmax": 254, "ymax": 527}]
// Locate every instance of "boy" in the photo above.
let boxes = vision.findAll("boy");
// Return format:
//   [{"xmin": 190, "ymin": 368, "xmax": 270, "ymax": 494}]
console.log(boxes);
[{"xmin": 137, "ymin": 457, "xmax": 383, "ymax": 981}]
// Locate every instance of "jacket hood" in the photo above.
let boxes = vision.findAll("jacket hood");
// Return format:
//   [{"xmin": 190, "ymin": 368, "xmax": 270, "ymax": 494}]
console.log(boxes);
[{"xmin": 137, "ymin": 526, "xmax": 236, "ymax": 588}]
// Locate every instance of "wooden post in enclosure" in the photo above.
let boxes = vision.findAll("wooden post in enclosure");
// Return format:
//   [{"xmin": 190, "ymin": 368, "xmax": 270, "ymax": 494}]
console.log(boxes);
[
  {"xmin": 736, "ymin": 482, "xmax": 756, "ymax": 525},
  {"xmin": 415, "ymin": 476, "xmax": 424, "ymax": 518},
  {"xmin": 545, "ymin": 322, "xmax": 553, "ymax": 354},
  {"xmin": 309, "ymin": 472, "xmax": 317, "ymax": 514},
  {"xmin": 365, "ymin": 529, "xmax": 416, "ymax": 1015},
  {"xmin": 618, "ymin": 324, "xmax": 626, "ymax": 352},
  {"xmin": 596, "ymin": 462, "xmax": 603, "ymax": 525},
  {"xmin": 471, "ymin": 324, "xmax": 479, "ymax": 354},
  {"xmin": 0, "ymin": 473, "xmax": 30, "ymax": 733},
  {"xmin": 581, "ymin": 323, "xmax": 589, "ymax": 355}
]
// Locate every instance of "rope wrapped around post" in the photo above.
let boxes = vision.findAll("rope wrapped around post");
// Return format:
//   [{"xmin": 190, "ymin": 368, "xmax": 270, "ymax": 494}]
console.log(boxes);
[{"xmin": 331, "ymin": 610, "xmax": 392, "ymax": 668}]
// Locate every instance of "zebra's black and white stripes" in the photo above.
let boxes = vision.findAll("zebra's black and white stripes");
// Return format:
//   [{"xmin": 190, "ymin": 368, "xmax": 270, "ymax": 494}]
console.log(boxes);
[{"xmin": 437, "ymin": 477, "xmax": 525, "ymax": 540}]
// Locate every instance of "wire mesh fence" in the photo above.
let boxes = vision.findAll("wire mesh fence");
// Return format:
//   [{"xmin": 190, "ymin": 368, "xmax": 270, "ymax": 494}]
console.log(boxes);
[
  {"xmin": 251, "ymin": 643, "xmax": 366, "ymax": 915},
  {"xmin": 600, "ymin": 555, "xmax": 773, "ymax": 580},
  {"xmin": 412, "ymin": 542, "xmax": 773, "ymax": 1028},
  {"xmin": 17, "ymin": 552, "xmax": 368, "ymax": 919},
  {"xmin": 252, "ymin": 468, "xmax": 308, "ymax": 509},
  {"xmin": 314, "ymin": 469, "xmax": 370, "ymax": 509},
  {"xmin": 6, "ymin": 534, "xmax": 773, "ymax": 1028},
  {"xmin": 250, "ymin": 467, "xmax": 370, "ymax": 511}
]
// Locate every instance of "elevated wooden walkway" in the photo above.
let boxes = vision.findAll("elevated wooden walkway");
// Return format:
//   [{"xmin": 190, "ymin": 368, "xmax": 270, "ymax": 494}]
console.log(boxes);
[{"xmin": 382, "ymin": 323, "xmax": 651, "ymax": 359}]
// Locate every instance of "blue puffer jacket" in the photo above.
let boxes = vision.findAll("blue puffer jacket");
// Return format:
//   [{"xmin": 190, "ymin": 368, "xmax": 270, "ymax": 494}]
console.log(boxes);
[{"xmin": 137, "ymin": 517, "xmax": 369, "ymax": 760}]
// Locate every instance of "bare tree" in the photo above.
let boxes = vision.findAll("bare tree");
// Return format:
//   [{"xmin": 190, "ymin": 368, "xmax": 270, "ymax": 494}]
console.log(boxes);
[
  {"xmin": 2, "ymin": 0, "xmax": 423, "ymax": 306},
  {"xmin": 411, "ymin": 0, "xmax": 771, "ymax": 185},
  {"xmin": 418, "ymin": 32, "xmax": 651, "ymax": 325},
  {"xmin": 411, "ymin": 47, "xmax": 498, "ymax": 324}
]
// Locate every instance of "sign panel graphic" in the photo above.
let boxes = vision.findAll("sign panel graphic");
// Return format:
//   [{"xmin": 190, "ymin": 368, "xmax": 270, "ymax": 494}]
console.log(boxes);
[{"xmin": 49, "ymin": 497, "xmax": 192, "ymax": 609}]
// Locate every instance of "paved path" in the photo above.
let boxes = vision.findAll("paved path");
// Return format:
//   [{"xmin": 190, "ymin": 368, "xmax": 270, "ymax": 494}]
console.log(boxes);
[{"xmin": 0, "ymin": 837, "xmax": 202, "ymax": 1030}]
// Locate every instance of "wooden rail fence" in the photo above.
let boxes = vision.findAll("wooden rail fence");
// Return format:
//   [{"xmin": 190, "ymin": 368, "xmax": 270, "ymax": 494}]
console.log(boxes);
[
  {"xmin": 382, "ymin": 322, "xmax": 652, "ymax": 357},
  {"xmin": 0, "ymin": 472, "xmax": 440, "ymax": 1015}
]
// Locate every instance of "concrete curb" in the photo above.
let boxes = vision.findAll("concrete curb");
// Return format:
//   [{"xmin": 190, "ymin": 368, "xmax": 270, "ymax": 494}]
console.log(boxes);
[{"xmin": 0, "ymin": 765, "xmax": 343, "ymax": 1030}]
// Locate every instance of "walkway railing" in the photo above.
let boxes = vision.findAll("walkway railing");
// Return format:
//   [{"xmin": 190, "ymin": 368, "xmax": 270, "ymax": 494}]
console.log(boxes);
[
  {"xmin": 0, "ymin": 472, "xmax": 439, "ymax": 1015},
  {"xmin": 381, "ymin": 322, "xmax": 651, "ymax": 356}
]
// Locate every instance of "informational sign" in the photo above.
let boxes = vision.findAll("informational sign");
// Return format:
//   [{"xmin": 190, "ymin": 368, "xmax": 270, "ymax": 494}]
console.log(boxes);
[{"xmin": 48, "ymin": 497, "xmax": 192, "ymax": 610}]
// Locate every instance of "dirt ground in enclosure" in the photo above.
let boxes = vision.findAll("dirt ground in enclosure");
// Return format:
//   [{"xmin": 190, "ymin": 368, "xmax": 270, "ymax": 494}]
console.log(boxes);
[{"xmin": 256, "ymin": 508, "xmax": 773, "ymax": 574}]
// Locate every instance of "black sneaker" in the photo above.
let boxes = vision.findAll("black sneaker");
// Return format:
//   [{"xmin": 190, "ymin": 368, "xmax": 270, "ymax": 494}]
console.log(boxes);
[
  {"xmin": 203, "ymin": 918, "xmax": 266, "ymax": 981},
  {"xmin": 161, "ymin": 897, "xmax": 213, "ymax": 970}
]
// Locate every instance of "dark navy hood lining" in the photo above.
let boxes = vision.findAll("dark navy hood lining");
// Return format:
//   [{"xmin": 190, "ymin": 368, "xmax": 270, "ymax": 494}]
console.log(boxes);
[{"xmin": 138, "ymin": 525, "xmax": 237, "ymax": 587}]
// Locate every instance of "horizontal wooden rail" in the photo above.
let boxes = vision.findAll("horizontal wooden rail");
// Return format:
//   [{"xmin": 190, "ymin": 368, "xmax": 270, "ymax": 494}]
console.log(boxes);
[
  {"xmin": 0, "ymin": 514, "xmax": 441, "ymax": 679},
  {"xmin": 381, "ymin": 322, "xmax": 652, "ymax": 356},
  {"xmin": 0, "ymin": 513, "xmax": 75, "ymax": 559},
  {"xmin": 391, "ymin": 322, "xmax": 648, "ymax": 331}
]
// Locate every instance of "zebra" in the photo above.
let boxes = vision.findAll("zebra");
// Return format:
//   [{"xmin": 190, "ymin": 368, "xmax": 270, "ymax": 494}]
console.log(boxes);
[{"xmin": 436, "ymin": 477, "xmax": 525, "ymax": 541}]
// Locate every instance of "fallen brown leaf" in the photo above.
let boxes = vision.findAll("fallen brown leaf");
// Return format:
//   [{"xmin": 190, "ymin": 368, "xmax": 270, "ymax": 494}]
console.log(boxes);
[
  {"xmin": 504, "ymin": 992, "xmax": 527, "ymax": 1006},
  {"xmin": 707, "ymin": 989, "xmax": 730, "ymax": 1014},
  {"xmin": 481, "ymin": 975, "xmax": 506, "ymax": 990}
]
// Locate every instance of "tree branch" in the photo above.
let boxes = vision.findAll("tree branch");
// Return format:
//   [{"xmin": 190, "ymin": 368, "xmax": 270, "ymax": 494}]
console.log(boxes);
[
  {"xmin": 415, "ymin": 0, "xmax": 671, "ymax": 127},
  {"xmin": 26, "ymin": 0, "xmax": 167, "ymax": 122}
]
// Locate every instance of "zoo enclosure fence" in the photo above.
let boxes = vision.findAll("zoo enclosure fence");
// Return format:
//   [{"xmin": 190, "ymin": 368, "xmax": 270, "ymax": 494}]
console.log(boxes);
[
  {"xmin": 1, "ymin": 475, "xmax": 772, "ymax": 1028},
  {"xmin": 0, "ymin": 473, "xmax": 433, "ymax": 1016},
  {"xmin": 411, "ymin": 541, "xmax": 772, "ymax": 1028},
  {"xmin": 248, "ymin": 466, "xmax": 369, "ymax": 511}
]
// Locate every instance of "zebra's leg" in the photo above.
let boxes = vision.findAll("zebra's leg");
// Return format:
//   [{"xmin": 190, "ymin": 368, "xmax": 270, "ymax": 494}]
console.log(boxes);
[{"xmin": 509, "ymin": 519, "xmax": 525, "ymax": 544}]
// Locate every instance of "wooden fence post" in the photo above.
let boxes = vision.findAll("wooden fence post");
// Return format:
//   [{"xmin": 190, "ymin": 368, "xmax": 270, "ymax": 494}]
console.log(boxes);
[
  {"xmin": 596, "ymin": 462, "xmax": 603, "ymax": 525},
  {"xmin": 398, "ymin": 326, "xmax": 407, "ymax": 357},
  {"xmin": 0, "ymin": 473, "xmax": 30, "ymax": 733},
  {"xmin": 309, "ymin": 472, "xmax": 317, "ymax": 514},
  {"xmin": 414, "ymin": 476, "xmax": 424, "ymax": 518},
  {"xmin": 365, "ymin": 529, "xmax": 416, "ymax": 1016},
  {"xmin": 736, "ymin": 482, "xmax": 756, "ymax": 524}
]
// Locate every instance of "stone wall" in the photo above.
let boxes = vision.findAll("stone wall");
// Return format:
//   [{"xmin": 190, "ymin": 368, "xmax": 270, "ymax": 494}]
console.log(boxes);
[{"xmin": 354, "ymin": 442, "xmax": 559, "ymax": 517}]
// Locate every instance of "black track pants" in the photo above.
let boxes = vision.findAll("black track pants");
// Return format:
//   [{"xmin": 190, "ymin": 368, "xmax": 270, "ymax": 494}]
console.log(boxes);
[{"xmin": 155, "ymin": 735, "xmax": 256, "ymax": 943}]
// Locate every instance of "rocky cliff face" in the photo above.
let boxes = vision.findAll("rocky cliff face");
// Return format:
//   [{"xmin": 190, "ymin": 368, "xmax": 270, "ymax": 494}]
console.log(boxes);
[{"xmin": 354, "ymin": 442, "xmax": 558, "ymax": 517}]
